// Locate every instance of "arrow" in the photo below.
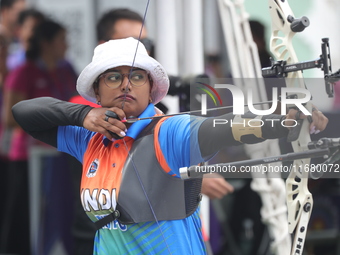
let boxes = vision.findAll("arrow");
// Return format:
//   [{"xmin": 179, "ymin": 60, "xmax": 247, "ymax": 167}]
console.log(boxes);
[{"xmin": 122, "ymin": 100, "xmax": 274, "ymax": 123}]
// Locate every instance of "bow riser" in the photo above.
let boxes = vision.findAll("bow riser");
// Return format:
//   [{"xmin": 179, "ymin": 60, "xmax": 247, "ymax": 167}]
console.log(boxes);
[{"xmin": 268, "ymin": 0, "xmax": 314, "ymax": 254}]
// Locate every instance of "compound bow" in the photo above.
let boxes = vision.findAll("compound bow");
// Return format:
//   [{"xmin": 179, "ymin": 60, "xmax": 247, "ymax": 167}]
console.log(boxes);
[
  {"xmin": 180, "ymin": 1, "xmax": 340, "ymax": 255},
  {"xmin": 266, "ymin": 1, "xmax": 338, "ymax": 254}
]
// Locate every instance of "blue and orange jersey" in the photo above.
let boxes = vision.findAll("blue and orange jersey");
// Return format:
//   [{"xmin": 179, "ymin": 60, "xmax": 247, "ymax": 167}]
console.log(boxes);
[{"xmin": 57, "ymin": 104, "xmax": 207, "ymax": 254}]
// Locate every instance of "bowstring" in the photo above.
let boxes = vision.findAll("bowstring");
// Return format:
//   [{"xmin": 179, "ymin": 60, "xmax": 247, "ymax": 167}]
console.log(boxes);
[
  {"xmin": 121, "ymin": 0, "xmax": 151, "ymax": 110},
  {"xmin": 122, "ymin": 139, "xmax": 172, "ymax": 254},
  {"xmin": 121, "ymin": 0, "xmax": 172, "ymax": 254}
]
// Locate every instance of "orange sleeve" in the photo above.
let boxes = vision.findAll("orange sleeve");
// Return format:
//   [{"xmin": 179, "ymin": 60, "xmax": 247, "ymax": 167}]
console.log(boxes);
[{"xmin": 153, "ymin": 117, "xmax": 173, "ymax": 174}]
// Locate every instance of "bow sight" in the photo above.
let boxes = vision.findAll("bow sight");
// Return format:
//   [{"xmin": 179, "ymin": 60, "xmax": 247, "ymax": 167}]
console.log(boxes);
[{"xmin": 262, "ymin": 38, "xmax": 340, "ymax": 97}]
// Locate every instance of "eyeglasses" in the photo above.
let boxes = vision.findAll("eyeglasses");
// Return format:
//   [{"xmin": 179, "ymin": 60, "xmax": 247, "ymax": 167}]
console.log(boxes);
[{"xmin": 98, "ymin": 69, "xmax": 149, "ymax": 89}]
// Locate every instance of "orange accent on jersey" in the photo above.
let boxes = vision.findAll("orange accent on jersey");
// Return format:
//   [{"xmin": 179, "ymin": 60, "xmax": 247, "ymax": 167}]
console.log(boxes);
[
  {"xmin": 81, "ymin": 133, "xmax": 134, "ymax": 202},
  {"xmin": 81, "ymin": 114, "xmax": 170, "ymax": 215},
  {"xmin": 154, "ymin": 117, "xmax": 172, "ymax": 173}
]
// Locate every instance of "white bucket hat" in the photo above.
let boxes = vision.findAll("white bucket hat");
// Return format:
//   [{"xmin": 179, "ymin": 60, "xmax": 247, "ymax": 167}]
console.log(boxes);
[{"xmin": 77, "ymin": 37, "xmax": 169, "ymax": 104}]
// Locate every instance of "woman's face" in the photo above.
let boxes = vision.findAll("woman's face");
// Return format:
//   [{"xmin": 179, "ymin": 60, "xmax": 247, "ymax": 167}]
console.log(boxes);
[
  {"xmin": 43, "ymin": 29, "xmax": 67, "ymax": 61},
  {"xmin": 95, "ymin": 65, "xmax": 152, "ymax": 118}
]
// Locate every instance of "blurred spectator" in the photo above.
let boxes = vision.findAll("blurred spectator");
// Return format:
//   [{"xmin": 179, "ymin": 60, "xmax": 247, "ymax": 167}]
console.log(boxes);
[
  {"xmin": 0, "ymin": 1, "xmax": 25, "ymax": 249},
  {"xmin": 97, "ymin": 9, "xmax": 144, "ymax": 42},
  {"xmin": 97, "ymin": 8, "xmax": 153, "ymax": 55},
  {"xmin": 0, "ymin": 23, "xmax": 10, "ymax": 241},
  {"xmin": 0, "ymin": 0, "xmax": 26, "ymax": 40},
  {"xmin": 0, "ymin": 0, "xmax": 27, "ymax": 160},
  {"xmin": 0, "ymin": 12, "xmax": 45, "ymax": 232},
  {"xmin": 0, "ymin": 25, "xmax": 9, "ymax": 85},
  {"xmin": 0, "ymin": 2, "xmax": 30, "ymax": 168},
  {"xmin": 7, "ymin": 8, "xmax": 45, "ymax": 70},
  {"xmin": 249, "ymin": 20, "xmax": 272, "ymax": 68},
  {"xmin": 0, "ymin": 0, "xmax": 26, "ymax": 72},
  {"xmin": 0, "ymin": 19, "xmax": 77, "ymax": 255}
]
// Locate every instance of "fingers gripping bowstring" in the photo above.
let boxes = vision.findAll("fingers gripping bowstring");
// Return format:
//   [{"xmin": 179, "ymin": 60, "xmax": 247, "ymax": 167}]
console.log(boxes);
[
  {"xmin": 121, "ymin": 1, "xmax": 172, "ymax": 254},
  {"xmin": 121, "ymin": 0, "xmax": 151, "ymax": 110}
]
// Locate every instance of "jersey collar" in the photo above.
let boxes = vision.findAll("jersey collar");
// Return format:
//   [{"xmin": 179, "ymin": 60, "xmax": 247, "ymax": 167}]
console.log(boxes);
[{"xmin": 103, "ymin": 103, "xmax": 156, "ymax": 145}]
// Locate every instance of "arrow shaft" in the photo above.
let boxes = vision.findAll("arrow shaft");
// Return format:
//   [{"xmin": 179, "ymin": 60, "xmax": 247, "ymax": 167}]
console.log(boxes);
[{"xmin": 124, "ymin": 100, "xmax": 274, "ymax": 123}]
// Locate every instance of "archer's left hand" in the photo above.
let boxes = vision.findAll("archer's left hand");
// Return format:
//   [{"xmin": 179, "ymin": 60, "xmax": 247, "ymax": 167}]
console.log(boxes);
[{"xmin": 286, "ymin": 106, "xmax": 328, "ymax": 134}]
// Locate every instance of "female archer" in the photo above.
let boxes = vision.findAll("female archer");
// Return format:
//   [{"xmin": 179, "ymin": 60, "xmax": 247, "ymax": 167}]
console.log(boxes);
[{"xmin": 12, "ymin": 37, "xmax": 327, "ymax": 255}]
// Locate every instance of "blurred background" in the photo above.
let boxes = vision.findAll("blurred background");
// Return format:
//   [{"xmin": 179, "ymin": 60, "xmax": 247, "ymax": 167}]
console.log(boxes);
[
  {"xmin": 26, "ymin": 0, "xmax": 340, "ymax": 111},
  {"xmin": 1, "ymin": 0, "xmax": 340, "ymax": 255}
]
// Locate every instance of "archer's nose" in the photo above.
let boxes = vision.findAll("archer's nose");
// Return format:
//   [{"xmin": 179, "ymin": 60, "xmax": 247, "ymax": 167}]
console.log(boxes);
[{"xmin": 120, "ymin": 76, "xmax": 131, "ymax": 92}]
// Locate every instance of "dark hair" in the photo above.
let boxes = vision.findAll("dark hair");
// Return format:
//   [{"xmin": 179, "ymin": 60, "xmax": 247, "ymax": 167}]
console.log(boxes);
[
  {"xmin": 0, "ymin": 0, "xmax": 22, "ymax": 9},
  {"xmin": 26, "ymin": 19, "xmax": 65, "ymax": 61},
  {"xmin": 18, "ymin": 8, "xmax": 45, "ymax": 26},
  {"xmin": 96, "ymin": 8, "xmax": 143, "ymax": 42},
  {"xmin": 249, "ymin": 20, "xmax": 265, "ymax": 41}
]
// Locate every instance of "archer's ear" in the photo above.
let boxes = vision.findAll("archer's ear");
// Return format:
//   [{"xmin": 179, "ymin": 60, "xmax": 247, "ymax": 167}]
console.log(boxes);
[{"xmin": 95, "ymin": 92, "xmax": 100, "ymax": 103}]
